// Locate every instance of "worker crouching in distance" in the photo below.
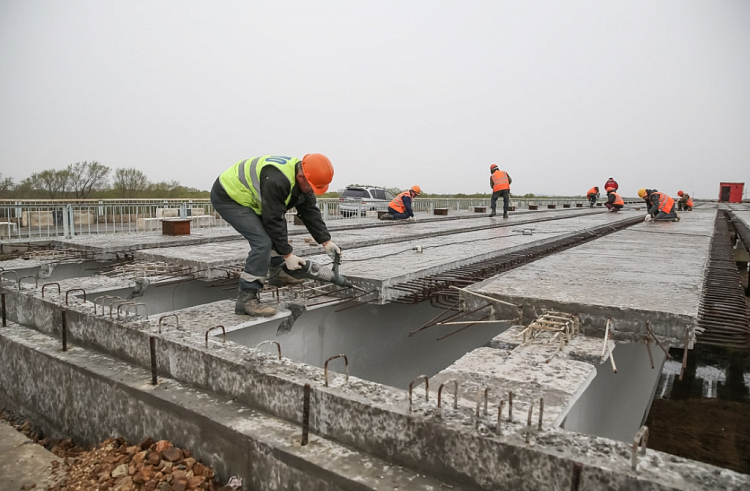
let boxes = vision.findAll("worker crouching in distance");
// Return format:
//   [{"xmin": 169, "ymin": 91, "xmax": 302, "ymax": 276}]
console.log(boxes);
[
  {"xmin": 587, "ymin": 186, "xmax": 600, "ymax": 207},
  {"xmin": 677, "ymin": 190, "xmax": 693, "ymax": 211},
  {"xmin": 638, "ymin": 188, "xmax": 678, "ymax": 222},
  {"xmin": 211, "ymin": 154, "xmax": 340, "ymax": 317},
  {"xmin": 605, "ymin": 187, "xmax": 623, "ymax": 212},
  {"xmin": 489, "ymin": 164, "xmax": 512, "ymax": 218},
  {"xmin": 380, "ymin": 186, "xmax": 421, "ymax": 220}
]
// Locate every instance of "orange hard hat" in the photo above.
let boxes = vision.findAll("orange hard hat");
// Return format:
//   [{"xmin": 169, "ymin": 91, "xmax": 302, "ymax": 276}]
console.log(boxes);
[
  {"xmin": 490, "ymin": 164, "xmax": 498, "ymax": 171},
  {"xmin": 301, "ymin": 154, "xmax": 334, "ymax": 195},
  {"xmin": 410, "ymin": 185, "xmax": 421, "ymax": 195},
  {"xmin": 605, "ymin": 187, "xmax": 614, "ymax": 193},
  {"xmin": 677, "ymin": 190, "xmax": 684, "ymax": 196}
]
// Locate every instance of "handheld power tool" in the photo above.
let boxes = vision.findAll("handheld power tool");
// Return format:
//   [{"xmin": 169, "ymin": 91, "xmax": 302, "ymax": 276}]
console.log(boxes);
[{"xmin": 282, "ymin": 250, "xmax": 353, "ymax": 287}]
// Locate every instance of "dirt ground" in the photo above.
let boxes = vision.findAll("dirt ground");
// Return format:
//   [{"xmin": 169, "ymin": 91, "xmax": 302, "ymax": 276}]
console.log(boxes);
[{"xmin": 646, "ymin": 398, "xmax": 750, "ymax": 475}]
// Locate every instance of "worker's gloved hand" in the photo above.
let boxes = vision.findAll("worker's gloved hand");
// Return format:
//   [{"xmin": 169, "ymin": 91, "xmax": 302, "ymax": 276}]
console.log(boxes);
[
  {"xmin": 322, "ymin": 241, "xmax": 341, "ymax": 260},
  {"xmin": 644, "ymin": 214, "xmax": 653, "ymax": 222},
  {"xmin": 284, "ymin": 253, "xmax": 306, "ymax": 270}
]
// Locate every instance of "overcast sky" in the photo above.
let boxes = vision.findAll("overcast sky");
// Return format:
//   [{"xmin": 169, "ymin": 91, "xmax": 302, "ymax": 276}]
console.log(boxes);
[{"xmin": 1, "ymin": 1, "xmax": 749, "ymax": 198}]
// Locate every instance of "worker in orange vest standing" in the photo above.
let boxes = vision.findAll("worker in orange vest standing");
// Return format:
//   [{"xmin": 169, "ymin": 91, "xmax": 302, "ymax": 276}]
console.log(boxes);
[
  {"xmin": 604, "ymin": 187, "xmax": 624, "ymax": 212},
  {"xmin": 587, "ymin": 186, "xmax": 600, "ymax": 207},
  {"xmin": 489, "ymin": 164, "xmax": 512, "ymax": 218},
  {"xmin": 638, "ymin": 188, "xmax": 678, "ymax": 221},
  {"xmin": 676, "ymin": 190, "xmax": 693, "ymax": 211},
  {"xmin": 381, "ymin": 185, "xmax": 421, "ymax": 220}
]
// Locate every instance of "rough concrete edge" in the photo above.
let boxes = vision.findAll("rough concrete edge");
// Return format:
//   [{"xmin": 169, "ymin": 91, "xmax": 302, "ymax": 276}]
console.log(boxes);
[{"xmin": 3, "ymin": 289, "xmax": 748, "ymax": 490}]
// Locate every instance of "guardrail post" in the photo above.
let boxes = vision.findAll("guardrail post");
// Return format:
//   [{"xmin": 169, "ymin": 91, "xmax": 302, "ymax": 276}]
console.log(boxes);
[
  {"xmin": 67, "ymin": 204, "xmax": 76, "ymax": 237},
  {"xmin": 62, "ymin": 205, "xmax": 70, "ymax": 238}
]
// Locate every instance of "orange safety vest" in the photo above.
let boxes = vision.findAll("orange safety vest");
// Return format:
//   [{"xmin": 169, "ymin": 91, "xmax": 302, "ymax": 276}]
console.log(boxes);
[
  {"xmin": 684, "ymin": 195, "xmax": 694, "ymax": 207},
  {"xmin": 652, "ymin": 191, "xmax": 675, "ymax": 213},
  {"xmin": 611, "ymin": 192, "xmax": 624, "ymax": 206},
  {"xmin": 491, "ymin": 170, "xmax": 510, "ymax": 192},
  {"xmin": 389, "ymin": 191, "xmax": 411, "ymax": 213},
  {"xmin": 587, "ymin": 187, "xmax": 598, "ymax": 197}
]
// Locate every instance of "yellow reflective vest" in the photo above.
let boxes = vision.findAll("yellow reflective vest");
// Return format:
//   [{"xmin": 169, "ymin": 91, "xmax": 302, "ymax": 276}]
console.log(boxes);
[{"xmin": 219, "ymin": 156, "xmax": 299, "ymax": 214}]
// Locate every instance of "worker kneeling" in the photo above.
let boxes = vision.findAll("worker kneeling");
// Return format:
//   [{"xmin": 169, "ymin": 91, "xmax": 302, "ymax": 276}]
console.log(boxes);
[
  {"xmin": 587, "ymin": 186, "xmax": 600, "ymax": 207},
  {"xmin": 638, "ymin": 188, "xmax": 678, "ymax": 222},
  {"xmin": 604, "ymin": 187, "xmax": 623, "ymax": 212},
  {"xmin": 380, "ymin": 186, "xmax": 421, "ymax": 220},
  {"xmin": 677, "ymin": 190, "xmax": 693, "ymax": 211},
  {"xmin": 211, "ymin": 154, "xmax": 340, "ymax": 317}
]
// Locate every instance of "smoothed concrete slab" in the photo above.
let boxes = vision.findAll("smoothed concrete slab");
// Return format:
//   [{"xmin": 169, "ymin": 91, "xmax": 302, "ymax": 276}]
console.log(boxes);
[
  {"xmin": 464, "ymin": 209, "xmax": 717, "ymax": 346},
  {"xmin": 0, "ymin": 420, "xmax": 62, "ymax": 491}
]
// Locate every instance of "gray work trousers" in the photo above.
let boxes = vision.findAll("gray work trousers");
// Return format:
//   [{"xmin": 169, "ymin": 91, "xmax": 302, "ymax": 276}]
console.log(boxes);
[
  {"xmin": 211, "ymin": 181, "xmax": 273, "ymax": 291},
  {"xmin": 491, "ymin": 190, "xmax": 510, "ymax": 213}
]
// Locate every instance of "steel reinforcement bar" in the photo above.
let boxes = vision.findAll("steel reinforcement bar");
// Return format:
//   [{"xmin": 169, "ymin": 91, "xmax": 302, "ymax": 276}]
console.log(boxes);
[{"xmin": 695, "ymin": 211, "xmax": 750, "ymax": 348}]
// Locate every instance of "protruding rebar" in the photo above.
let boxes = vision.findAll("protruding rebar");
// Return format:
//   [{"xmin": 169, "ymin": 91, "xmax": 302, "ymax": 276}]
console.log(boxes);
[
  {"xmin": 437, "ymin": 380, "xmax": 458, "ymax": 411},
  {"xmin": 158, "ymin": 314, "xmax": 179, "ymax": 333},
  {"xmin": 149, "ymin": 336, "xmax": 157, "ymax": 385},
  {"xmin": 538, "ymin": 397, "xmax": 544, "ymax": 430},
  {"xmin": 65, "ymin": 288, "xmax": 86, "ymax": 305},
  {"xmin": 1, "ymin": 292, "xmax": 5, "ymax": 327},
  {"xmin": 324, "ymin": 354, "xmax": 349, "ymax": 387},
  {"xmin": 496, "ymin": 401, "xmax": 505, "ymax": 435},
  {"xmin": 631, "ymin": 426, "xmax": 649, "ymax": 471},
  {"xmin": 42, "ymin": 283, "xmax": 61, "ymax": 299},
  {"xmin": 679, "ymin": 329, "xmax": 689, "ymax": 381},
  {"xmin": 302, "ymin": 383, "xmax": 311, "ymax": 445},
  {"xmin": 61, "ymin": 310, "xmax": 67, "ymax": 352},
  {"xmin": 204, "ymin": 325, "xmax": 226, "ymax": 347},
  {"xmin": 508, "ymin": 391, "xmax": 513, "ymax": 422},
  {"xmin": 256, "ymin": 340, "xmax": 282, "ymax": 359}
]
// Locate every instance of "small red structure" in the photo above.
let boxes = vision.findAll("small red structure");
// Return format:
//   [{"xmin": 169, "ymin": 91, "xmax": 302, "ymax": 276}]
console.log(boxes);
[{"xmin": 718, "ymin": 182, "xmax": 744, "ymax": 203}]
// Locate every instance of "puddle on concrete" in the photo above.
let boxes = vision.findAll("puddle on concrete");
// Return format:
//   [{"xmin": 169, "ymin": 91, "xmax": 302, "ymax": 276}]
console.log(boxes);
[
  {"xmin": 646, "ymin": 344, "xmax": 750, "ymax": 474},
  {"xmin": 227, "ymin": 301, "xmax": 511, "ymax": 390}
]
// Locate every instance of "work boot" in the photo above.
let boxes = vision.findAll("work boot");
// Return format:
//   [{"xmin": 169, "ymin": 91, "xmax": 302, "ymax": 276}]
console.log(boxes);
[
  {"xmin": 235, "ymin": 289, "xmax": 276, "ymax": 317},
  {"xmin": 379, "ymin": 213, "xmax": 395, "ymax": 220},
  {"xmin": 503, "ymin": 212, "xmax": 508, "ymax": 219},
  {"xmin": 489, "ymin": 210, "xmax": 496, "ymax": 217}
]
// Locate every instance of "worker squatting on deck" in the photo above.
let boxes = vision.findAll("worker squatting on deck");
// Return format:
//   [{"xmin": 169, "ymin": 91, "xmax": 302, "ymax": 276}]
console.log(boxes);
[
  {"xmin": 380, "ymin": 185, "xmax": 422, "ymax": 220},
  {"xmin": 605, "ymin": 187, "xmax": 624, "ymax": 212},
  {"xmin": 211, "ymin": 154, "xmax": 340, "ymax": 317},
  {"xmin": 638, "ymin": 188, "xmax": 678, "ymax": 222},
  {"xmin": 677, "ymin": 190, "xmax": 693, "ymax": 211}
]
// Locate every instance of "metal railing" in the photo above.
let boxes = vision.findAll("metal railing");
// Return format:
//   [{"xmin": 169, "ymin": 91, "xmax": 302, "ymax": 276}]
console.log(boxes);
[{"xmin": 0, "ymin": 197, "xmax": 631, "ymax": 241}]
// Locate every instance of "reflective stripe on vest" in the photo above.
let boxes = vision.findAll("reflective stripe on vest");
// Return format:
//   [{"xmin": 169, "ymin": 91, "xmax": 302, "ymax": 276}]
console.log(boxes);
[
  {"xmin": 218, "ymin": 156, "xmax": 298, "ymax": 214},
  {"xmin": 491, "ymin": 170, "xmax": 509, "ymax": 191},
  {"xmin": 612, "ymin": 192, "xmax": 624, "ymax": 206},
  {"xmin": 389, "ymin": 191, "xmax": 411, "ymax": 213},
  {"xmin": 653, "ymin": 191, "xmax": 674, "ymax": 213}
]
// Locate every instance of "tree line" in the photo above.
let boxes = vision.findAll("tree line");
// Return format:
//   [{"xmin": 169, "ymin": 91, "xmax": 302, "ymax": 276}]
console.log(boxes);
[{"xmin": 0, "ymin": 162, "xmax": 209, "ymax": 200}]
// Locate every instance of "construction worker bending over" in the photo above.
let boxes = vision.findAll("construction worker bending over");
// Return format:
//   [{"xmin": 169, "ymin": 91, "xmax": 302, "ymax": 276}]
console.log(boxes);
[
  {"xmin": 381, "ymin": 186, "xmax": 421, "ymax": 220},
  {"xmin": 605, "ymin": 176, "xmax": 619, "ymax": 191},
  {"xmin": 211, "ymin": 154, "xmax": 340, "ymax": 317},
  {"xmin": 677, "ymin": 190, "xmax": 693, "ymax": 211},
  {"xmin": 587, "ymin": 186, "xmax": 600, "ymax": 207},
  {"xmin": 605, "ymin": 187, "xmax": 624, "ymax": 212},
  {"xmin": 489, "ymin": 164, "xmax": 512, "ymax": 218},
  {"xmin": 638, "ymin": 188, "xmax": 677, "ymax": 222}
]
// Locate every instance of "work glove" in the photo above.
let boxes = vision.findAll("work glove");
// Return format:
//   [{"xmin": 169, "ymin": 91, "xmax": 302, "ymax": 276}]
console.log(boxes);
[
  {"xmin": 322, "ymin": 241, "xmax": 341, "ymax": 260},
  {"xmin": 644, "ymin": 214, "xmax": 653, "ymax": 222},
  {"xmin": 284, "ymin": 253, "xmax": 306, "ymax": 270}
]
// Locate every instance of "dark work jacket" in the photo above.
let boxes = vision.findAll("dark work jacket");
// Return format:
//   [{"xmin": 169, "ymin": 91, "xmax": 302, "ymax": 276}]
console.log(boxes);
[
  {"xmin": 259, "ymin": 165, "xmax": 331, "ymax": 256},
  {"xmin": 645, "ymin": 189, "xmax": 673, "ymax": 216},
  {"xmin": 606, "ymin": 192, "xmax": 620, "ymax": 205}
]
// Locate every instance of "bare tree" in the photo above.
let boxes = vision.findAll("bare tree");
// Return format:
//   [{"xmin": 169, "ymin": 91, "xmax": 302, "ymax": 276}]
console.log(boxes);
[
  {"xmin": 113, "ymin": 167, "xmax": 149, "ymax": 198},
  {"xmin": 0, "ymin": 173, "xmax": 14, "ymax": 198},
  {"xmin": 67, "ymin": 161, "xmax": 111, "ymax": 198},
  {"xmin": 29, "ymin": 169, "xmax": 72, "ymax": 199}
]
